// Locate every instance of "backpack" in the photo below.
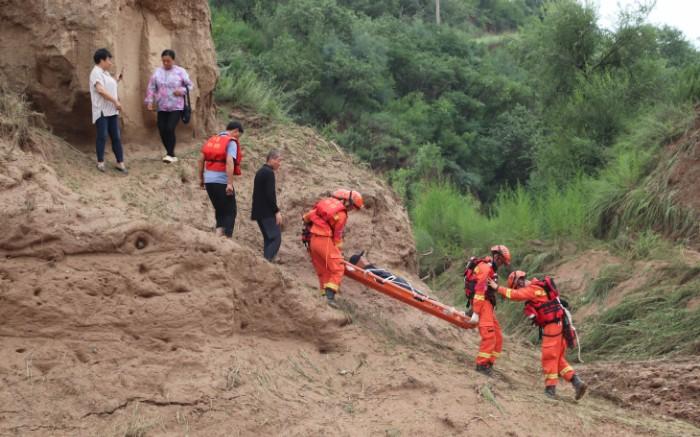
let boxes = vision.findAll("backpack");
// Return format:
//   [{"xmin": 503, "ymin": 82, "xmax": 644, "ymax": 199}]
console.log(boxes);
[
  {"xmin": 463, "ymin": 256, "xmax": 496, "ymax": 308},
  {"xmin": 524, "ymin": 276, "xmax": 576, "ymax": 347}
]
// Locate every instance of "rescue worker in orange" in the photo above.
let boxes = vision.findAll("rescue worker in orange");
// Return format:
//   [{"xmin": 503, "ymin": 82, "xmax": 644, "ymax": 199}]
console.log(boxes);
[
  {"xmin": 465, "ymin": 245, "xmax": 511, "ymax": 376},
  {"xmin": 302, "ymin": 189, "xmax": 364, "ymax": 308},
  {"xmin": 488, "ymin": 271, "xmax": 587, "ymax": 400}
]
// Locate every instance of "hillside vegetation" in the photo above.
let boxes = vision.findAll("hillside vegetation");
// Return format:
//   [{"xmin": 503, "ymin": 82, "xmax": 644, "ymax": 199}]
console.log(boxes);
[{"xmin": 210, "ymin": 0, "xmax": 700, "ymax": 373}]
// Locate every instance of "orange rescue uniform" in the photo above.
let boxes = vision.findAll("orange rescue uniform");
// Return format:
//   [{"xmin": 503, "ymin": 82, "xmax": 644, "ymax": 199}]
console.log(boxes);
[
  {"xmin": 497, "ymin": 283, "xmax": 576, "ymax": 387},
  {"xmin": 471, "ymin": 261, "xmax": 503, "ymax": 366},
  {"xmin": 303, "ymin": 197, "xmax": 348, "ymax": 292}
]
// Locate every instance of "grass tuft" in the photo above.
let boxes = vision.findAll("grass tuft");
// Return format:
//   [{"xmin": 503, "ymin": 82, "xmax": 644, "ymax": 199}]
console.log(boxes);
[
  {"xmin": 215, "ymin": 66, "xmax": 290, "ymax": 121},
  {"xmin": 581, "ymin": 265, "xmax": 700, "ymax": 360},
  {"xmin": 0, "ymin": 85, "xmax": 45, "ymax": 154}
]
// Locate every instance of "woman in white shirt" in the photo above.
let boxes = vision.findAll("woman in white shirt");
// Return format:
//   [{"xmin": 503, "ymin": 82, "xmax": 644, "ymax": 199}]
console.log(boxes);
[{"xmin": 89, "ymin": 48, "xmax": 127, "ymax": 173}]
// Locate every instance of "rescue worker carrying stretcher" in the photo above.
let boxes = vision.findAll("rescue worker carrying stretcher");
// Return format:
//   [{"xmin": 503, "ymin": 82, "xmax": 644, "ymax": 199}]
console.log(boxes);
[
  {"xmin": 488, "ymin": 271, "xmax": 587, "ymax": 400},
  {"xmin": 302, "ymin": 189, "xmax": 364, "ymax": 308},
  {"xmin": 464, "ymin": 245, "xmax": 510, "ymax": 376}
]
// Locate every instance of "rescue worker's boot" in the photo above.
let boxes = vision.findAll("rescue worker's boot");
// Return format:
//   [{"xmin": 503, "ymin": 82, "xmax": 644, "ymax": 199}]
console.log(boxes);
[
  {"xmin": 325, "ymin": 288, "xmax": 339, "ymax": 309},
  {"xmin": 544, "ymin": 385, "xmax": 557, "ymax": 399},
  {"xmin": 571, "ymin": 374, "xmax": 587, "ymax": 400},
  {"xmin": 475, "ymin": 364, "xmax": 493, "ymax": 376}
]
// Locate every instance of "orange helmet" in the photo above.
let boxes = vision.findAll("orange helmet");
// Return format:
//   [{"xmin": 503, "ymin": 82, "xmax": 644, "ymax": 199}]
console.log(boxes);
[
  {"xmin": 507, "ymin": 270, "xmax": 527, "ymax": 289},
  {"xmin": 491, "ymin": 245, "xmax": 511, "ymax": 265},
  {"xmin": 332, "ymin": 189, "xmax": 364, "ymax": 209}
]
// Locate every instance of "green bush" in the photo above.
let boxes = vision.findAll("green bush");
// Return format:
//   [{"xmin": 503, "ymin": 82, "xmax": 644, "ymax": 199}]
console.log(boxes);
[
  {"xmin": 215, "ymin": 65, "xmax": 290, "ymax": 120},
  {"xmin": 589, "ymin": 103, "xmax": 697, "ymax": 240}
]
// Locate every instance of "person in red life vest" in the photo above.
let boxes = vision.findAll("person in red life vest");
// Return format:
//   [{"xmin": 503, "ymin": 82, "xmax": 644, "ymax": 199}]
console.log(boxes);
[
  {"xmin": 489, "ymin": 271, "xmax": 587, "ymax": 400},
  {"xmin": 302, "ymin": 189, "xmax": 364, "ymax": 308},
  {"xmin": 197, "ymin": 121, "xmax": 244, "ymax": 238},
  {"xmin": 464, "ymin": 245, "xmax": 510, "ymax": 376}
]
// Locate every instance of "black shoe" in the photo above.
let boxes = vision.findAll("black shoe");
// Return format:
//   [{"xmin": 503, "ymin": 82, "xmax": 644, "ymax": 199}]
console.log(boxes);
[
  {"xmin": 571, "ymin": 375, "xmax": 587, "ymax": 400},
  {"xmin": 475, "ymin": 364, "xmax": 493, "ymax": 376},
  {"xmin": 325, "ymin": 288, "xmax": 339, "ymax": 309},
  {"xmin": 544, "ymin": 385, "xmax": 557, "ymax": 399}
]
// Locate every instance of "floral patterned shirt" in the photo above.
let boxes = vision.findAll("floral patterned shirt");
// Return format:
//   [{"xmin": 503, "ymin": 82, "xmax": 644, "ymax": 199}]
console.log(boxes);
[{"xmin": 144, "ymin": 65, "xmax": 193, "ymax": 112}]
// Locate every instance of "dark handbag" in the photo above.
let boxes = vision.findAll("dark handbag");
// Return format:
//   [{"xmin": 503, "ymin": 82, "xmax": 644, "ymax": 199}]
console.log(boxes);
[{"xmin": 181, "ymin": 85, "xmax": 192, "ymax": 124}]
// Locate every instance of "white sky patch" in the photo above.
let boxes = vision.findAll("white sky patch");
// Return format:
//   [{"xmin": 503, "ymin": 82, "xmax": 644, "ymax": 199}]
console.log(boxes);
[{"xmin": 590, "ymin": 0, "xmax": 700, "ymax": 45}]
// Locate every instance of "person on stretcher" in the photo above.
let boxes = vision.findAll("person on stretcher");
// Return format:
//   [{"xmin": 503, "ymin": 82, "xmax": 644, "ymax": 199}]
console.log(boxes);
[{"xmin": 348, "ymin": 251, "xmax": 425, "ymax": 296}]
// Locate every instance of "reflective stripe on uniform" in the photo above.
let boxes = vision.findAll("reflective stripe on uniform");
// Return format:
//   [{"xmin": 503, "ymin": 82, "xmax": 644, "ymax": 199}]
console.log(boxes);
[
  {"xmin": 474, "ymin": 295, "xmax": 486, "ymax": 301},
  {"xmin": 324, "ymin": 282, "xmax": 339, "ymax": 291},
  {"xmin": 560, "ymin": 366, "xmax": 574, "ymax": 376},
  {"xmin": 492, "ymin": 352, "xmax": 501, "ymax": 357},
  {"xmin": 544, "ymin": 373, "xmax": 559, "ymax": 380},
  {"xmin": 477, "ymin": 352, "xmax": 492, "ymax": 358},
  {"xmin": 506, "ymin": 289, "xmax": 512, "ymax": 299}
]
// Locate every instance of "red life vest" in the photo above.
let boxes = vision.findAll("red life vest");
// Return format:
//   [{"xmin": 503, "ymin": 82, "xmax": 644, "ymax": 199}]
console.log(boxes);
[
  {"xmin": 303, "ymin": 197, "xmax": 347, "ymax": 239},
  {"xmin": 463, "ymin": 256, "xmax": 496, "ymax": 308},
  {"xmin": 315, "ymin": 197, "xmax": 346, "ymax": 223},
  {"xmin": 201, "ymin": 134, "xmax": 243, "ymax": 175},
  {"xmin": 524, "ymin": 276, "xmax": 565, "ymax": 327}
]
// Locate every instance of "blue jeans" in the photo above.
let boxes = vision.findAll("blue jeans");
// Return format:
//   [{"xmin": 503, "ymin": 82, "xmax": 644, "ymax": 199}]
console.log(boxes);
[{"xmin": 95, "ymin": 114, "xmax": 124, "ymax": 163}]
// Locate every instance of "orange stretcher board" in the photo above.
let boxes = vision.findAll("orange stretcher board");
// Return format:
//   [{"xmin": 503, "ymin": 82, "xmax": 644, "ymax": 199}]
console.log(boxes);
[{"xmin": 343, "ymin": 262, "xmax": 477, "ymax": 330}]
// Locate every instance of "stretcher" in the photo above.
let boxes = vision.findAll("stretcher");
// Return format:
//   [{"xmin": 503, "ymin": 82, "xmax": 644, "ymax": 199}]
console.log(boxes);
[{"xmin": 343, "ymin": 261, "xmax": 477, "ymax": 330}]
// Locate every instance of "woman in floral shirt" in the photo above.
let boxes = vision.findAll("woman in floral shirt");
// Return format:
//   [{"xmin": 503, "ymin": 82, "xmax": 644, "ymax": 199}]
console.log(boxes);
[{"xmin": 144, "ymin": 49, "xmax": 193, "ymax": 163}]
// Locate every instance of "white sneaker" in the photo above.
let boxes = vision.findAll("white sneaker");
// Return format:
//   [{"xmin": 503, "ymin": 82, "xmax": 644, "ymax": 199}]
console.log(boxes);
[
  {"xmin": 96, "ymin": 162, "xmax": 106, "ymax": 172},
  {"xmin": 170, "ymin": 156, "xmax": 179, "ymax": 163},
  {"xmin": 162, "ymin": 155, "xmax": 171, "ymax": 163}
]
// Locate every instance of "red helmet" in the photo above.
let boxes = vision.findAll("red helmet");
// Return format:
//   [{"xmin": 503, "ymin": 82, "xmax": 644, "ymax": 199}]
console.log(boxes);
[
  {"xmin": 491, "ymin": 245, "xmax": 511, "ymax": 265},
  {"xmin": 507, "ymin": 270, "xmax": 527, "ymax": 289},
  {"xmin": 332, "ymin": 189, "xmax": 364, "ymax": 209}
]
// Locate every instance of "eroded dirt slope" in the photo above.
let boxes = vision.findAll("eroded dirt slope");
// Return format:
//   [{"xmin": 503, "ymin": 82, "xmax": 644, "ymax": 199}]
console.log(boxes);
[{"xmin": 1, "ymin": 119, "xmax": 698, "ymax": 436}]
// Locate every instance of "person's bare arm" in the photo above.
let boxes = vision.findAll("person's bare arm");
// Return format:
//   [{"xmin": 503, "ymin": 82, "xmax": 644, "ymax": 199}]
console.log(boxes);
[{"xmin": 225, "ymin": 155, "xmax": 235, "ymax": 195}]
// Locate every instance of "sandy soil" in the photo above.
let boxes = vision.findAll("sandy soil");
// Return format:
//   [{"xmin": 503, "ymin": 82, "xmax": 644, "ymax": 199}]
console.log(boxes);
[
  {"xmin": 582, "ymin": 359, "xmax": 700, "ymax": 428},
  {"xmin": 1, "ymin": 118, "xmax": 698, "ymax": 436}
]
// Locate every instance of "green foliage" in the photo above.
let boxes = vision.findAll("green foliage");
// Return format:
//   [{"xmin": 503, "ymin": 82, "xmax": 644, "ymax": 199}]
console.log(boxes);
[
  {"xmin": 212, "ymin": 0, "xmax": 698, "ymax": 209},
  {"xmin": 412, "ymin": 183, "xmax": 492, "ymax": 275},
  {"xmin": 582, "ymin": 271, "xmax": 700, "ymax": 359},
  {"xmin": 412, "ymin": 177, "xmax": 590, "ymax": 276},
  {"xmin": 519, "ymin": 0, "xmax": 599, "ymax": 103},
  {"xmin": 589, "ymin": 104, "xmax": 698, "ymax": 241},
  {"xmin": 674, "ymin": 63, "xmax": 700, "ymax": 103},
  {"xmin": 216, "ymin": 66, "xmax": 290, "ymax": 119},
  {"xmin": 211, "ymin": 6, "xmax": 289, "ymax": 119}
]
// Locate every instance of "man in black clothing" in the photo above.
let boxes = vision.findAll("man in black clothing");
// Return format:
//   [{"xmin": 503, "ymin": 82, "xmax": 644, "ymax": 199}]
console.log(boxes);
[{"xmin": 251, "ymin": 150, "xmax": 282, "ymax": 260}]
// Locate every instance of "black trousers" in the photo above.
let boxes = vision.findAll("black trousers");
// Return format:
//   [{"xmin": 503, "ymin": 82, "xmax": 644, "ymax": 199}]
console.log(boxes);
[
  {"xmin": 157, "ymin": 110, "xmax": 182, "ymax": 157},
  {"xmin": 205, "ymin": 183, "xmax": 236, "ymax": 237},
  {"xmin": 257, "ymin": 216, "xmax": 282, "ymax": 261}
]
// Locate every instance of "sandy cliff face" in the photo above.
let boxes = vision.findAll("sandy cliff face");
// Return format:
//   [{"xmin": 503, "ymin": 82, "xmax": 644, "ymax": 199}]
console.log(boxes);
[{"xmin": 0, "ymin": 0, "xmax": 218, "ymax": 142}]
